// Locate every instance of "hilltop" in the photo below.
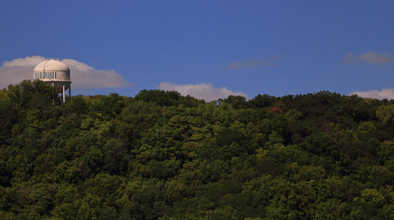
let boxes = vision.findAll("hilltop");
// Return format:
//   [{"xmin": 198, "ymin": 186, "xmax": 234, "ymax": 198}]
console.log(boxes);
[{"xmin": 0, "ymin": 80, "xmax": 393, "ymax": 219}]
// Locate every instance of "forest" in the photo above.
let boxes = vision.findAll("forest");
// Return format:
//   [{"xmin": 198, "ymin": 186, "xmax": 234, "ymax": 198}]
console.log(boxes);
[{"xmin": 0, "ymin": 80, "xmax": 393, "ymax": 220}]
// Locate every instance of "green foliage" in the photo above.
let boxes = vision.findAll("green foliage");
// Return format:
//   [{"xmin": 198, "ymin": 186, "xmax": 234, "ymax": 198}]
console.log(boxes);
[
  {"xmin": 376, "ymin": 104, "xmax": 394, "ymax": 125},
  {"xmin": 0, "ymin": 81, "xmax": 393, "ymax": 219}
]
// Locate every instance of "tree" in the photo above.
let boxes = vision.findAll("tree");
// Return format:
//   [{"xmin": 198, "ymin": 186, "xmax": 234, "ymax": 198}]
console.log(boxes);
[{"xmin": 376, "ymin": 104, "xmax": 394, "ymax": 125}]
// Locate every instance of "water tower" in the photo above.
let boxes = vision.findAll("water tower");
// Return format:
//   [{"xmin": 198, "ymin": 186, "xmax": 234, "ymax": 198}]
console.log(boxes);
[{"xmin": 33, "ymin": 59, "xmax": 71, "ymax": 104}]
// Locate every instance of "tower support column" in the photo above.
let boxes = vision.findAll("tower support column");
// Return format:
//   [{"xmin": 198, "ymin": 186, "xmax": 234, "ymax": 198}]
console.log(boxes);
[
  {"xmin": 69, "ymin": 85, "xmax": 71, "ymax": 102},
  {"xmin": 62, "ymin": 84, "xmax": 66, "ymax": 104}
]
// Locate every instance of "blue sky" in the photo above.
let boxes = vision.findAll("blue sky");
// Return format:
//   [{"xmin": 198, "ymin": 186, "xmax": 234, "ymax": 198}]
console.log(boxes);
[{"xmin": 1, "ymin": 0, "xmax": 394, "ymax": 100}]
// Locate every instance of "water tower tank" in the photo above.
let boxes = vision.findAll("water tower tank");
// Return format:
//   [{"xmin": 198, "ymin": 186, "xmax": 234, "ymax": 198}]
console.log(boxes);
[{"xmin": 33, "ymin": 59, "xmax": 71, "ymax": 103}]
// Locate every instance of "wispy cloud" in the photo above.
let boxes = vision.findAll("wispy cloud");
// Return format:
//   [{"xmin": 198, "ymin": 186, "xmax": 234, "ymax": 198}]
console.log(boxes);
[
  {"xmin": 226, "ymin": 56, "xmax": 279, "ymax": 70},
  {"xmin": 350, "ymin": 88, "xmax": 394, "ymax": 100},
  {"xmin": 159, "ymin": 82, "xmax": 247, "ymax": 102},
  {"xmin": 0, "ymin": 56, "xmax": 132, "ymax": 89},
  {"xmin": 342, "ymin": 52, "xmax": 394, "ymax": 64}
]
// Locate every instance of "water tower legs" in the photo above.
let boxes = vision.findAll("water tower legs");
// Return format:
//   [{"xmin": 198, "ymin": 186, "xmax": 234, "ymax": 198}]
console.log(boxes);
[
  {"xmin": 62, "ymin": 84, "xmax": 66, "ymax": 104},
  {"xmin": 69, "ymin": 86, "xmax": 71, "ymax": 102}
]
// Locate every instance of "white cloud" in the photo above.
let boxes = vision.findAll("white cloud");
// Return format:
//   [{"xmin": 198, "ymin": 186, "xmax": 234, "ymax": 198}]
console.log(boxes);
[
  {"xmin": 0, "ymin": 56, "xmax": 131, "ymax": 89},
  {"xmin": 159, "ymin": 82, "xmax": 247, "ymax": 102},
  {"xmin": 226, "ymin": 56, "xmax": 279, "ymax": 70},
  {"xmin": 350, "ymin": 89, "xmax": 394, "ymax": 100},
  {"xmin": 3, "ymin": 56, "xmax": 46, "ymax": 67},
  {"xmin": 342, "ymin": 52, "xmax": 394, "ymax": 64}
]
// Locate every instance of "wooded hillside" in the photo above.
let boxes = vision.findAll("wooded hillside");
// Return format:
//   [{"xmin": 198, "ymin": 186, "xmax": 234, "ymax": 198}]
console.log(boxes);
[{"xmin": 0, "ymin": 80, "xmax": 393, "ymax": 219}]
